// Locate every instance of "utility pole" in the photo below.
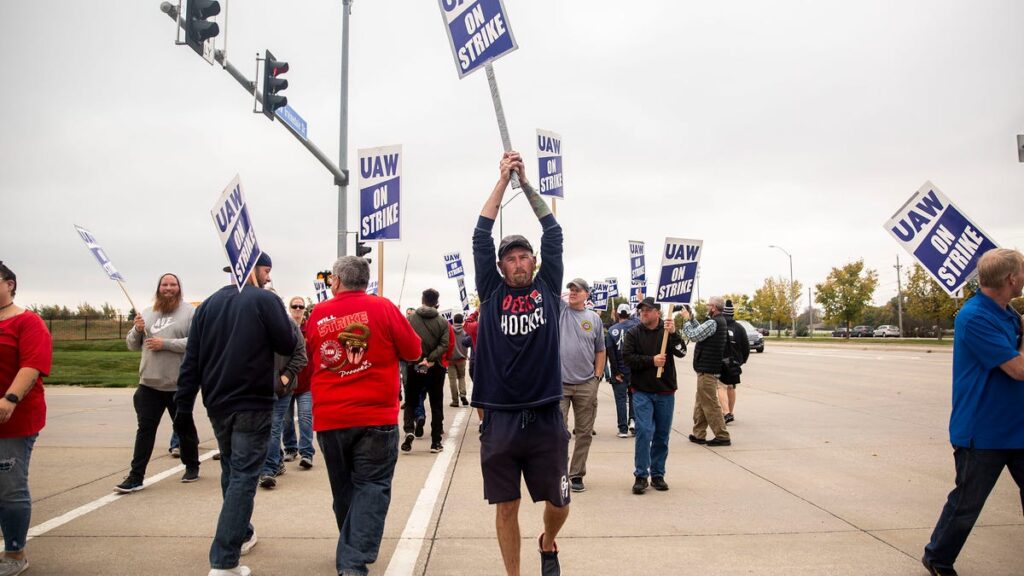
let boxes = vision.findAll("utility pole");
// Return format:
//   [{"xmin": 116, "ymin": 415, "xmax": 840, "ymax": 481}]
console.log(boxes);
[
  {"xmin": 337, "ymin": 0, "xmax": 353, "ymax": 257},
  {"xmin": 769, "ymin": 245, "xmax": 797, "ymax": 338},
  {"xmin": 894, "ymin": 254, "xmax": 904, "ymax": 337},
  {"xmin": 808, "ymin": 287, "xmax": 813, "ymax": 335}
]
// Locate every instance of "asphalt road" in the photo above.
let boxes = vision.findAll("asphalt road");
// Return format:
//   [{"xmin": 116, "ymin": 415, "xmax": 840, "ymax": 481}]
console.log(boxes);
[{"xmin": 19, "ymin": 342, "xmax": 1022, "ymax": 575}]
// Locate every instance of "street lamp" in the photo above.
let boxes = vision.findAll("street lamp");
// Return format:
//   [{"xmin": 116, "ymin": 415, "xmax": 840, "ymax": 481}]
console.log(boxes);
[{"xmin": 768, "ymin": 244, "xmax": 797, "ymax": 339}]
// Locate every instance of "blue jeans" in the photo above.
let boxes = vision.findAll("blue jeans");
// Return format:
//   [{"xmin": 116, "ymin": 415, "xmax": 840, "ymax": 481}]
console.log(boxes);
[
  {"xmin": 282, "ymin": 396, "xmax": 298, "ymax": 453},
  {"xmin": 261, "ymin": 393, "xmax": 292, "ymax": 476},
  {"xmin": 169, "ymin": 432, "xmax": 180, "ymax": 451},
  {"xmin": 0, "ymin": 435, "xmax": 37, "ymax": 552},
  {"xmin": 611, "ymin": 376, "xmax": 633, "ymax": 433},
  {"xmin": 318, "ymin": 425, "xmax": 399, "ymax": 576},
  {"xmin": 294, "ymin": 391, "xmax": 315, "ymax": 458},
  {"xmin": 633, "ymin": 391, "xmax": 675, "ymax": 478},
  {"xmin": 924, "ymin": 446, "xmax": 1024, "ymax": 570},
  {"xmin": 209, "ymin": 411, "xmax": 271, "ymax": 570}
]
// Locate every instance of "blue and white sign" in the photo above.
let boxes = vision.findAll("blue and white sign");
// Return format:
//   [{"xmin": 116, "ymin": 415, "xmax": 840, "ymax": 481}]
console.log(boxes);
[
  {"xmin": 210, "ymin": 175, "xmax": 262, "ymax": 291},
  {"xmin": 629, "ymin": 241, "xmax": 646, "ymax": 283},
  {"xmin": 656, "ymin": 237, "xmax": 703, "ymax": 304},
  {"xmin": 605, "ymin": 277, "xmax": 619, "ymax": 299},
  {"xmin": 438, "ymin": 0, "xmax": 518, "ymax": 78},
  {"xmin": 366, "ymin": 280, "xmax": 378, "ymax": 296},
  {"xmin": 358, "ymin": 144, "xmax": 402, "ymax": 242},
  {"xmin": 537, "ymin": 129, "xmax": 563, "ymax": 198},
  {"xmin": 440, "ymin": 308, "xmax": 455, "ymax": 323},
  {"xmin": 885, "ymin": 181, "xmax": 998, "ymax": 296},
  {"xmin": 457, "ymin": 277, "xmax": 470, "ymax": 312},
  {"xmin": 276, "ymin": 105, "xmax": 307, "ymax": 141},
  {"xmin": 314, "ymin": 280, "xmax": 329, "ymax": 303},
  {"xmin": 73, "ymin": 225, "xmax": 125, "ymax": 281},
  {"xmin": 444, "ymin": 252, "xmax": 465, "ymax": 279},
  {"xmin": 629, "ymin": 281, "xmax": 646, "ymax": 312},
  {"xmin": 590, "ymin": 281, "xmax": 609, "ymax": 311}
]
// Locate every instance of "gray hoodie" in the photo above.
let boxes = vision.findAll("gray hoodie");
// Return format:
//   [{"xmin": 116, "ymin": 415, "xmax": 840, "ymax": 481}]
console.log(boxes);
[{"xmin": 127, "ymin": 303, "xmax": 195, "ymax": 392}]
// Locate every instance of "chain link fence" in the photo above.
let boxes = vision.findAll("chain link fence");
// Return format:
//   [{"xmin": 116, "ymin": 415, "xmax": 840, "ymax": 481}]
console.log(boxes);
[{"xmin": 42, "ymin": 316, "xmax": 134, "ymax": 341}]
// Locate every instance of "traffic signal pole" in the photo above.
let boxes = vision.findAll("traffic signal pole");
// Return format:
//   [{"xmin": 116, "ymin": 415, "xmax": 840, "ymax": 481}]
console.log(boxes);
[
  {"xmin": 337, "ymin": 0, "xmax": 352, "ymax": 257},
  {"xmin": 159, "ymin": 2, "xmax": 349, "ymax": 227}
]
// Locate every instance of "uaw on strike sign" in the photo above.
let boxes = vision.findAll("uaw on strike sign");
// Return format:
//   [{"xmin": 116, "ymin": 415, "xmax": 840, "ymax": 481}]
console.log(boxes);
[
  {"xmin": 359, "ymin": 145, "xmax": 402, "ymax": 242},
  {"xmin": 211, "ymin": 175, "xmax": 262, "ymax": 290},
  {"xmin": 657, "ymin": 238, "xmax": 703, "ymax": 304},
  {"xmin": 537, "ymin": 130, "xmax": 563, "ymax": 198},
  {"xmin": 884, "ymin": 182, "xmax": 997, "ymax": 296},
  {"xmin": 438, "ymin": 0, "xmax": 518, "ymax": 78}
]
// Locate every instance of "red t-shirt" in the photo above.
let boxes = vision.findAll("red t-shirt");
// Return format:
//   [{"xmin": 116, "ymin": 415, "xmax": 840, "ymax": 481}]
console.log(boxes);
[
  {"xmin": 306, "ymin": 291, "xmax": 421, "ymax": 431},
  {"xmin": 0, "ymin": 311, "xmax": 51, "ymax": 438}
]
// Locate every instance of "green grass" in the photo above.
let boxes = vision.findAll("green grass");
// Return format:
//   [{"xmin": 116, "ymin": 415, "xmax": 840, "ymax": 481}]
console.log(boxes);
[
  {"xmin": 765, "ymin": 336, "xmax": 953, "ymax": 346},
  {"xmin": 48, "ymin": 340, "xmax": 141, "ymax": 387}
]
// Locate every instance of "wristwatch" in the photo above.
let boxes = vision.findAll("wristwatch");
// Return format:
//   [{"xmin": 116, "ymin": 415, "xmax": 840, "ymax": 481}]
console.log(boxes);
[{"xmin": 4, "ymin": 393, "xmax": 19, "ymax": 404}]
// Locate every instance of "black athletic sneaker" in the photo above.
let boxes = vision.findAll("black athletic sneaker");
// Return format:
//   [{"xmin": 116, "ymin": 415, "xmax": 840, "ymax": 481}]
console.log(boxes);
[
  {"xmin": 651, "ymin": 476, "xmax": 669, "ymax": 491},
  {"xmin": 430, "ymin": 442, "xmax": 444, "ymax": 453},
  {"xmin": 724, "ymin": 413, "xmax": 735, "ymax": 423},
  {"xmin": 569, "ymin": 476, "xmax": 585, "ymax": 493},
  {"xmin": 632, "ymin": 476, "xmax": 648, "ymax": 495},
  {"xmin": 401, "ymin": 433, "xmax": 414, "ymax": 452},
  {"xmin": 538, "ymin": 534, "xmax": 560, "ymax": 576},
  {"xmin": 114, "ymin": 476, "xmax": 145, "ymax": 494},
  {"xmin": 460, "ymin": 395, "xmax": 469, "ymax": 406},
  {"xmin": 180, "ymin": 467, "xmax": 200, "ymax": 483},
  {"xmin": 414, "ymin": 418, "xmax": 425, "ymax": 438},
  {"xmin": 258, "ymin": 475, "xmax": 276, "ymax": 489}
]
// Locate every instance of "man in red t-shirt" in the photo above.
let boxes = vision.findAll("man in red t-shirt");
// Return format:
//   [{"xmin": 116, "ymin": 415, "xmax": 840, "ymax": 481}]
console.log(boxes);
[{"xmin": 305, "ymin": 256, "xmax": 421, "ymax": 576}]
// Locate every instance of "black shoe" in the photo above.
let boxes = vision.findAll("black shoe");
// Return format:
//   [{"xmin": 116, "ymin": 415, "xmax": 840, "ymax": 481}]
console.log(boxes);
[
  {"xmin": 460, "ymin": 396, "xmax": 469, "ymax": 406},
  {"xmin": 401, "ymin": 433, "xmax": 414, "ymax": 452},
  {"xmin": 922, "ymin": 556, "xmax": 958, "ymax": 576},
  {"xmin": 212, "ymin": 452, "xmax": 221, "ymax": 460},
  {"xmin": 724, "ymin": 413, "xmax": 735, "ymax": 423},
  {"xmin": 570, "ymin": 476, "xmax": 585, "ymax": 493},
  {"xmin": 688, "ymin": 434, "xmax": 707, "ymax": 445},
  {"xmin": 283, "ymin": 450, "xmax": 298, "ymax": 462},
  {"xmin": 430, "ymin": 442, "xmax": 444, "ymax": 453},
  {"xmin": 651, "ymin": 476, "xmax": 669, "ymax": 491},
  {"xmin": 258, "ymin": 475, "xmax": 276, "ymax": 489},
  {"xmin": 450, "ymin": 401, "xmax": 460, "ymax": 407},
  {"xmin": 180, "ymin": 467, "xmax": 200, "ymax": 483},
  {"xmin": 114, "ymin": 476, "xmax": 145, "ymax": 494},
  {"xmin": 707, "ymin": 437, "xmax": 732, "ymax": 446},
  {"xmin": 299, "ymin": 456, "xmax": 313, "ymax": 469},
  {"xmin": 538, "ymin": 534, "xmax": 560, "ymax": 576},
  {"xmin": 415, "ymin": 418, "xmax": 425, "ymax": 438},
  {"xmin": 632, "ymin": 476, "xmax": 648, "ymax": 495}
]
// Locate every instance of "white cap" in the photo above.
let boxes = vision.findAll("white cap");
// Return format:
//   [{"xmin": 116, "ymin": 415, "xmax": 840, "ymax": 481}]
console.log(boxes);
[{"xmin": 616, "ymin": 303, "xmax": 631, "ymax": 315}]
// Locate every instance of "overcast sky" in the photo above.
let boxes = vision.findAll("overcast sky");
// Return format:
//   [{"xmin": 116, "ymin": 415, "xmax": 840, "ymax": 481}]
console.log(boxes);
[{"xmin": 3, "ymin": 0, "xmax": 1023, "ymax": 315}]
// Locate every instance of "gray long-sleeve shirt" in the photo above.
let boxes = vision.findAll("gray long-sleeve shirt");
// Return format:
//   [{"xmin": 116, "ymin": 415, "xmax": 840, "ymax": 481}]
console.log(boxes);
[{"xmin": 127, "ymin": 303, "xmax": 195, "ymax": 392}]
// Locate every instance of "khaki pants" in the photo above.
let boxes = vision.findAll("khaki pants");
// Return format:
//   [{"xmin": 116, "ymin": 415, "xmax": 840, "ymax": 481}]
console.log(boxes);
[
  {"xmin": 560, "ymin": 377, "xmax": 599, "ymax": 479},
  {"xmin": 693, "ymin": 373, "xmax": 729, "ymax": 440},
  {"xmin": 447, "ymin": 360, "xmax": 467, "ymax": 401}
]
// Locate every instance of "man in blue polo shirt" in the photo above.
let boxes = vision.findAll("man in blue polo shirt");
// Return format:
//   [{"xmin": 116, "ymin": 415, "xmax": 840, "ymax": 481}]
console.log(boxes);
[
  {"xmin": 473, "ymin": 150, "xmax": 568, "ymax": 576},
  {"xmin": 923, "ymin": 248, "xmax": 1024, "ymax": 576}
]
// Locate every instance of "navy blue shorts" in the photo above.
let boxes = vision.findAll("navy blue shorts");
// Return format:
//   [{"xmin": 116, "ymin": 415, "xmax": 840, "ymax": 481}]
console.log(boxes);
[{"xmin": 479, "ymin": 403, "xmax": 571, "ymax": 506}]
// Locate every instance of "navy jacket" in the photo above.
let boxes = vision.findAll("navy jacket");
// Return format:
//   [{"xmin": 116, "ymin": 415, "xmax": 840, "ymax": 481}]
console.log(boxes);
[{"xmin": 175, "ymin": 285, "xmax": 297, "ymax": 418}]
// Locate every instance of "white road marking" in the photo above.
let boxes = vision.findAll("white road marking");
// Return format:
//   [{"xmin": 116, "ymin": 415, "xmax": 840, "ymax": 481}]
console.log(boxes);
[
  {"xmin": 27, "ymin": 450, "xmax": 220, "ymax": 540},
  {"xmin": 384, "ymin": 410, "xmax": 468, "ymax": 576}
]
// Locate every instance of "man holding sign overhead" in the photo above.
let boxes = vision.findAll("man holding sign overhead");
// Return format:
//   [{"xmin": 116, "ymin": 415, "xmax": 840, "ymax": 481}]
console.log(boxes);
[
  {"xmin": 473, "ymin": 151, "xmax": 568, "ymax": 576},
  {"xmin": 681, "ymin": 296, "xmax": 732, "ymax": 447}
]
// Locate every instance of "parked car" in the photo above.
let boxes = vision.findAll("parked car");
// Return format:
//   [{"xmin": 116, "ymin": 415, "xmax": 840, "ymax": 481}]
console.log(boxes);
[
  {"xmin": 873, "ymin": 325, "xmax": 901, "ymax": 338},
  {"xmin": 757, "ymin": 327, "xmax": 769, "ymax": 337},
  {"xmin": 736, "ymin": 320, "xmax": 764, "ymax": 353},
  {"xmin": 850, "ymin": 325, "xmax": 874, "ymax": 338},
  {"xmin": 831, "ymin": 327, "xmax": 849, "ymax": 338}
]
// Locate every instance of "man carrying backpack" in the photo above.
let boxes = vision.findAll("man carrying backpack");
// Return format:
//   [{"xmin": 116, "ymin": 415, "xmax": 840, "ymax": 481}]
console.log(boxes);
[{"xmin": 719, "ymin": 299, "xmax": 749, "ymax": 423}]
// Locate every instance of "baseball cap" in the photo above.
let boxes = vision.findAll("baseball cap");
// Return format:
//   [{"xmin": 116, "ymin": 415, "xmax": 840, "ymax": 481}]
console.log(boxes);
[
  {"xmin": 636, "ymin": 296, "xmax": 658, "ymax": 310},
  {"xmin": 566, "ymin": 278, "xmax": 590, "ymax": 293},
  {"xmin": 616, "ymin": 303, "xmax": 631, "ymax": 316},
  {"xmin": 498, "ymin": 235, "xmax": 533, "ymax": 258}
]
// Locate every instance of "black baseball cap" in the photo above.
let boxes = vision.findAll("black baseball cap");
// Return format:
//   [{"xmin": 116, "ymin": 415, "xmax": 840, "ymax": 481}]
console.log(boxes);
[
  {"xmin": 498, "ymin": 235, "xmax": 533, "ymax": 258},
  {"xmin": 636, "ymin": 297, "xmax": 658, "ymax": 310}
]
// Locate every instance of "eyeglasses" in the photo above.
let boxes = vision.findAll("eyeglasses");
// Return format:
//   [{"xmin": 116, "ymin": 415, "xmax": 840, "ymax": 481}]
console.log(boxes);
[{"xmin": 290, "ymin": 305, "xmax": 306, "ymax": 310}]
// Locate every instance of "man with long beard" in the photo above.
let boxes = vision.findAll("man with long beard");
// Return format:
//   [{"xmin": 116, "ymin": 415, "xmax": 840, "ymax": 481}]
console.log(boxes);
[{"xmin": 115, "ymin": 273, "xmax": 199, "ymax": 493}]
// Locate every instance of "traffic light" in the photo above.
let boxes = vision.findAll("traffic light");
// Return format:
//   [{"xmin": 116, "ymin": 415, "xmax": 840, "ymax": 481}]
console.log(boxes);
[
  {"xmin": 355, "ymin": 239, "xmax": 372, "ymax": 263},
  {"xmin": 184, "ymin": 0, "xmax": 220, "ymax": 57},
  {"xmin": 262, "ymin": 50, "xmax": 289, "ymax": 119}
]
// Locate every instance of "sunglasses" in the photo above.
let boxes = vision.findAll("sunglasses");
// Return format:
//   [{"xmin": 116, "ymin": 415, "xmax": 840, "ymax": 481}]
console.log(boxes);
[{"xmin": 290, "ymin": 305, "xmax": 306, "ymax": 310}]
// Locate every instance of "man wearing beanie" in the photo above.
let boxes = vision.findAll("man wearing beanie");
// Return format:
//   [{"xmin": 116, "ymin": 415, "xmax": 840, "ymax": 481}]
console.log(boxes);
[
  {"xmin": 175, "ymin": 251, "xmax": 297, "ymax": 576},
  {"xmin": 719, "ymin": 299, "xmax": 749, "ymax": 423}
]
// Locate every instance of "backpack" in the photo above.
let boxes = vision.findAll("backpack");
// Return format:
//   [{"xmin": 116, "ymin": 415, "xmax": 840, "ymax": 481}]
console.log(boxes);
[{"xmin": 722, "ymin": 327, "xmax": 744, "ymax": 378}]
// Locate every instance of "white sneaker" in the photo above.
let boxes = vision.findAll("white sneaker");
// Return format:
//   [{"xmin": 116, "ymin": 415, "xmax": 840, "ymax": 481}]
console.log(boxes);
[
  {"xmin": 616, "ymin": 431, "xmax": 629, "ymax": 438},
  {"xmin": 0, "ymin": 557, "xmax": 28, "ymax": 576},
  {"xmin": 208, "ymin": 567, "xmax": 250, "ymax": 576},
  {"xmin": 240, "ymin": 532, "xmax": 258, "ymax": 556}
]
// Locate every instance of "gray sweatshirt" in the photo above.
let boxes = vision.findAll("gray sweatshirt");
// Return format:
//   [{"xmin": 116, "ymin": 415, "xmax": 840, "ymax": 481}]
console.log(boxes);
[{"xmin": 126, "ymin": 303, "xmax": 195, "ymax": 392}]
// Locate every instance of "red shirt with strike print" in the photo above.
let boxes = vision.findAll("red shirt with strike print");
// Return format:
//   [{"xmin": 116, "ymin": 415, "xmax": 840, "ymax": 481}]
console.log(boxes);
[{"xmin": 305, "ymin": 290, "xmax": 421, "ymax": 431}]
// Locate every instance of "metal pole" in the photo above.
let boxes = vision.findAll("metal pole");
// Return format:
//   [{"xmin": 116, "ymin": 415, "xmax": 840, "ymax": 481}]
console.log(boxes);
[
  {"xmin": 338, "ymin": 0, "xmax": 352, "ymax": 257},
  {"xmin": 484, "ymin": 63, "xmax": 520, "ymax": 189},
  {"xmin": 789, "ymin": 253, "xmax": 795, "ymax": 338},
  {"xmin": 895, "ymin": 253, "xmax": 904, "ymax": 337},
  {"xmin": 808, "ymin": 287, "xmax": 812, "ymax": 336},
  {"xmin": 377, "ymin": 241, "xmax": 384, "ymax": 298}
]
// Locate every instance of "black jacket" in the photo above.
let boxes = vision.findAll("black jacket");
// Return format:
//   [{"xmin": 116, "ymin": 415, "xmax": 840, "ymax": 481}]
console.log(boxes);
[
  {"xmin": 693, "ymin": 314, "xmax": 728, "ymax": 375},
  {"xmin": 622, "ymin": 320, "xmax": 687, "ymax": 394},
  {"xmin": 720, "ymin": 317, "xmax": 750, "ymax": 385},
  {"xmin": 175, "ymin": 285, "xmax": 297, "ymax": 418}
]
